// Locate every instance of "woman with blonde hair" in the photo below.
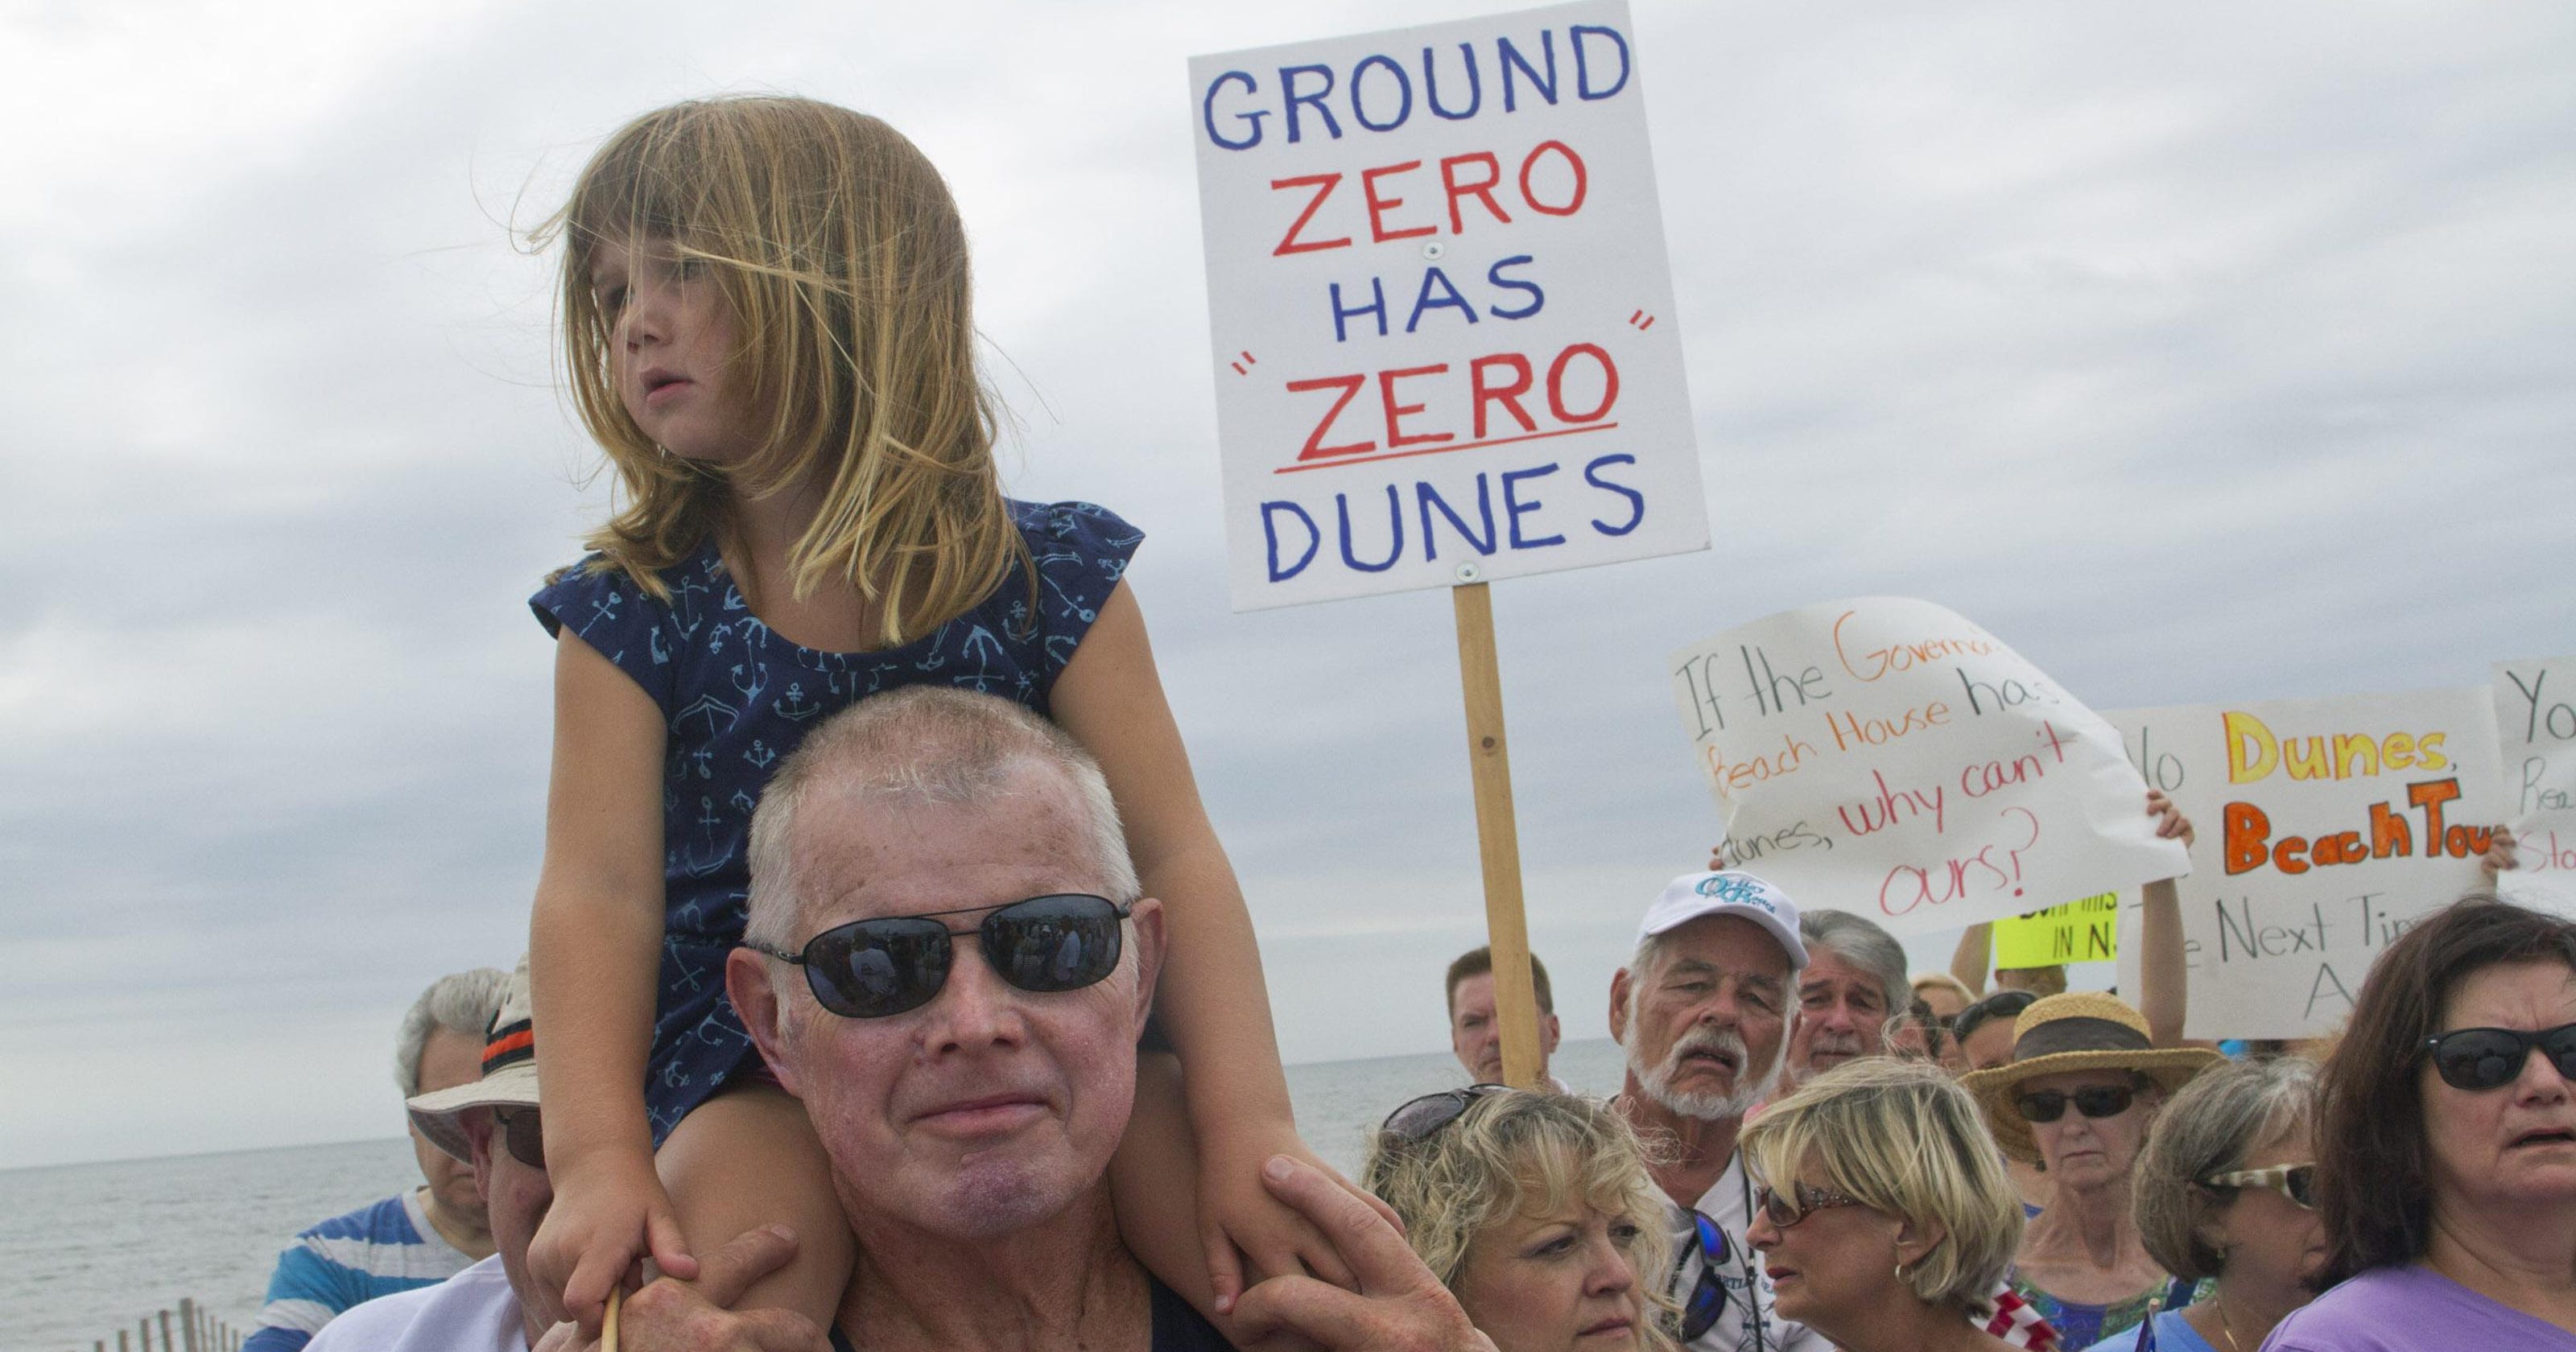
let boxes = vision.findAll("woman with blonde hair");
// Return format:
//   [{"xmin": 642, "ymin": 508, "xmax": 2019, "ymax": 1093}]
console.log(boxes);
[
  {"xmin": 1740, "ymin": 1058, "xmax": 2041, "ymax": 1352},
  {"xmin": 1364, "ymin": 1088, "xmax": 1681, "ymax": 1352}
]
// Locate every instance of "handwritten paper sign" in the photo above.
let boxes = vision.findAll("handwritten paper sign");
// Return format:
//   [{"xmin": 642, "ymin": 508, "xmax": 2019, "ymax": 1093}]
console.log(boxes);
[
  {"xmin": 1190, "ymin": 1, "xmax": 1708, "ymax": 611},
  {"xmin": 2496, "ymin": 655, "xmax": 2576, "ymax": 905},
  {"xmin": 2109, "ymin": 690, "xmax": 2504, "ymax": 1038},
  {"xmin": 1667, "ymin": 598, "xmax": 2186, "ymax": 937},
  {"xmin": 1994, "ymin": 893, "xmax": 2121, "ymax": 967}
]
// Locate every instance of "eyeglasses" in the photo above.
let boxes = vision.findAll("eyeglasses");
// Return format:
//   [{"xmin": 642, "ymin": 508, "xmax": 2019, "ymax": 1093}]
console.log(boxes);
[
  {"xmin": 1381, "ymin": 1084, "xmax": 1513, "ymax": 1141},
  {"xmin": 1754, "ymin": 1181, "xmax": 1864, "ymax": 1229},
  {"xmin": 745, "ymin": 894, "xmax": 1133, "ymax": 1018},
  {"xmin": 2203, "ymin": 1162, "xmax": 2316, "ymax": 1209},
  {"xmin": 1670, "ymin": 1208, "xmax": 1730, "ymax": 1342},
  {"xmin": 2015, "ymin": 1084, "xmax": 2136, "ymax": 1123},
  {"xmin": 489, "ymin": 1107, "xmax": 544, "ymax": 1171},
  {"xmin": 2424, "ymin": 1023, "xmax": 2576, "ymax": 1091}
]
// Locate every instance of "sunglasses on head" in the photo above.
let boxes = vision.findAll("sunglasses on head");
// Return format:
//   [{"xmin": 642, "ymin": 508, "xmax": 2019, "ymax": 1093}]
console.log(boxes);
[
  {"xmin": 1381, "ymin": 1084, "xmax": 1513, "ymax": 1141},
  {"xmin": 489, "ymin": 1107, "xmax": 544, "ymax": 1171},
  {"xmin": 745, "ymin": 893, "xmax": 1132, "ymax": 1019},
  {"xmin": 1754, "ymin": 1180, "xmax": 1864, "ymax": 1230},
  {"xmin": 2424, "ymin": 1023, "xmax": 2576, "ymax": 1091},
  {"xmin": 1669, "ymin": 1209, "xmax": 1730, "ymax": 1342},
  {"xmin": 2015, "ymin": 1084, "xmax": 2136, "ymax": 1123},
  {"xmin": 2203, "ymin": 1162, "xmax": 2316, "ymax": 1209}
]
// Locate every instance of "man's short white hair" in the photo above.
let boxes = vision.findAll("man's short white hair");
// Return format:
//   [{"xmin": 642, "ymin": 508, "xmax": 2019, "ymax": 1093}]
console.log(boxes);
[
  {"xmin": 1798, "ymin": 909, "xmax": 1910, "ymax": 1015},
  {"xmin": 743, "ymin": 687, "xmax": 1139, "ymax": 951},
  {"xmin": 394, "ymin": 968, "xmax": 510, "ymax": 1097}
]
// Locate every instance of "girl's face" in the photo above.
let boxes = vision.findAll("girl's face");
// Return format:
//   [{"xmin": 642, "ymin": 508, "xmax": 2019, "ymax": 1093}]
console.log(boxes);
[
  {"xmin": 1451, "ymin": 1196, "xmax": 1647, "ymax": 1352},
  {"xmin": 2021, "ymin": 1069, "xmax": 2157, "ymax": 1194},
  {"xmin": 2207, "ymin": 1125, "xmax": 2326, "ymax": 1303},
  {"xmin": 590, "ymin": 236, "xmax": 762, "ymax": 464}
]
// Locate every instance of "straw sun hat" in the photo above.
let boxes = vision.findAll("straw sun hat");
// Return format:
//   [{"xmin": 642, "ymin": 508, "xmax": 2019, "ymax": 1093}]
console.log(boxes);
[{"xmin": 1959, "ymin": 991, "xmax": 2222, "ymax": 1163}]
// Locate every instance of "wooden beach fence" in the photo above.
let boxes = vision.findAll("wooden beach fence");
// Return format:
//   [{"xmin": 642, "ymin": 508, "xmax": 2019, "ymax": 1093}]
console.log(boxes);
[{"xmin": 80, "ymin": 1296, "xmax": 243, "ymax": 1352}]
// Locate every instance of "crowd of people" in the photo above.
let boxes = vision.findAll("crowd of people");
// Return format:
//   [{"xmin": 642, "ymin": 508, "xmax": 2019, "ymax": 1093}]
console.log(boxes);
[{"xmin": 221, "ymin": 91, "xmax": 2572, "ymax": 1352}]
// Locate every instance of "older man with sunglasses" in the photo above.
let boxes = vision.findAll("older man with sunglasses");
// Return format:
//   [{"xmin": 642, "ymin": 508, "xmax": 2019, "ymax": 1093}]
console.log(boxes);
[
  {"xmin": 583, "ymin": 686, "xmax": 1501, "ymax": 1352},
  {"xmin": 308, "ymin": 958, "xmax": 565, "ymax": 1351}
]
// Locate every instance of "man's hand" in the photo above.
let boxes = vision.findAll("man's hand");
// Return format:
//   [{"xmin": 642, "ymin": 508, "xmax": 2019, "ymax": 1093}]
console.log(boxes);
[
  {"xmin": 534, "ymin": 1224, "xmax": 828, "ymax": 1352},
  {"xmin": 1229, "ymin": 1156, "xmax": 1496, "ymax": 1352}
]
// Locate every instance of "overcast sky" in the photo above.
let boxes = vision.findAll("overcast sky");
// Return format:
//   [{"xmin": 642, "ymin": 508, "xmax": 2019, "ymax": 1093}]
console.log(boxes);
[{"xmin": 4, "ymin": 0, "xmax": 2571, "ymax": 1170}]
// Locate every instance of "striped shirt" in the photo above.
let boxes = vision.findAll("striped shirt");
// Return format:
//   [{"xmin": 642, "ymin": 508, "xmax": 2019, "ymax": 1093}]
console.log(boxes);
[{"xmin": 242, "ymin": 1189, "xmax": 477, "ymax": 1352}]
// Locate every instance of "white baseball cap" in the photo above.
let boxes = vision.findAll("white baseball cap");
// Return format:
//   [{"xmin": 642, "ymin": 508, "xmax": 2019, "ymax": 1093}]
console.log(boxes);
[{"xmin": 1637, "ymin": 872, "xmax": 1808, "ymax": 970}]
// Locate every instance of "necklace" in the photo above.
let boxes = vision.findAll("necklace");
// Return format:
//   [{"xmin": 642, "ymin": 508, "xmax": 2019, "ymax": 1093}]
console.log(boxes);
[{"xmin": 2211, "ymin": 1294, "xmax": 2244, "ymax": 1352}]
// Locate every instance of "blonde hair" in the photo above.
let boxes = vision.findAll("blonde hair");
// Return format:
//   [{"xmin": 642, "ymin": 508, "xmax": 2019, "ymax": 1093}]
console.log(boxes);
[
  {"xmin": 540, "ymin": 95, "xmax": 1027, "ymax": 644},
  {"xmin": 1362, "ymin": 1092, "xmax": 1678, "ymax": 1352},
  {"xmin": 1740, "ymin": 1058, "xmax": 2022, "ymax": 1311}
]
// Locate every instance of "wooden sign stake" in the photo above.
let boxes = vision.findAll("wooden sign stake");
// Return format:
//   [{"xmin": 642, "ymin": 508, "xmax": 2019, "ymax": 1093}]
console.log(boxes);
[{"xmin": 1451, "ymin": 579, "xmax": 1545, "ymax": 1089}]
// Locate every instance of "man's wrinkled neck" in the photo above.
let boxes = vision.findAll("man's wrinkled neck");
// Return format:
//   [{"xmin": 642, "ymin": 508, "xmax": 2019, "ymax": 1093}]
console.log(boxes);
[
  {"xmin": 840, "ymin": 1183, "xmax": 1150, "ymax": 1352},
  {"xmin": 1620, "ymin": 1074, "xmax": 1742, "ymax": 1207}
]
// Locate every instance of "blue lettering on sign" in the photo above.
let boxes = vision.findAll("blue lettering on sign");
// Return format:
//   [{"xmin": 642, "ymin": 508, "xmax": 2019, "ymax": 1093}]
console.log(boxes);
[
  {"xmin": 1199, "ymin": 26, "xmax": 1633, "ymax": 151},
  {"xmin": 1253, "ymin": 453, "xmax": 1649, "ymax": 585}
]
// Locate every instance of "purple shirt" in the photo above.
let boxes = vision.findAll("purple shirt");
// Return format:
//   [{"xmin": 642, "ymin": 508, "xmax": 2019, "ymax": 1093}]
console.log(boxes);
[{"xmin": 2261, "ymin": 1265, "xmax": 2576, "ymax": 1351}]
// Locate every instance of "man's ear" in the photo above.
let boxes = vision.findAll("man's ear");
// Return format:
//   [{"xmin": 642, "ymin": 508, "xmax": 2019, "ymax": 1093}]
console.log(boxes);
[
  {"xmin": 1608, "ymin": 967, "xmax": 1632, "ymax": 1045},
  {"xmin": 463, "ymin": 1111, "xmax": 497, "ymax": 1207},
  {"xmin": 725, "ymin": 947, "xmax": 802, "ymax": 1098},
  {"xmin": 1542, "ymin": 1012, "xmax": 1563, "ymax": 1055},
  {"xmin": 1125, "ymin": 897, "xmax": 1167, "ymax": 1036}
]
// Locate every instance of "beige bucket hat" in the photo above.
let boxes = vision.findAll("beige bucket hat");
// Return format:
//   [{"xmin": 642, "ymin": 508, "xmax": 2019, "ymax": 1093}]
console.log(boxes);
[
  {"xmin": 405, "ymin": 954, "xmax": 539, "ymax": 1163},
  {"xmin": 1959, "ymin": 991, "xmax": 2221, "ymax": 1163}
]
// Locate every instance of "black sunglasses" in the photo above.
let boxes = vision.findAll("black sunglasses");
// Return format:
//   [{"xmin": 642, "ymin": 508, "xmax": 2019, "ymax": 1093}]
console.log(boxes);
[
  {"xmin": 745, "ymin": 894, "xmax": 1133, "ymax": 1018},
  {"xmin": 2015, "ymin": 1084, "xmax": 2136, "ymax": 1123},
  {"xmin": 1670, "ymin": 1208, "xmax": 1729, "ymax": 1342},
  {"xmin": 1381, "ymin": 1084, "xmax": 1513, "ymax": 1141},
  {"xmin": 2203, "ymin": 1163, "xmax": 2316, "ymax": 1209},
  {"xmin": 2425, "ymin": 1022, "xmax": 2576, "ymax": 1091},
  {"xmin": 489, "ymin": 1107, "xmax": 544, "ymax": 1171}
]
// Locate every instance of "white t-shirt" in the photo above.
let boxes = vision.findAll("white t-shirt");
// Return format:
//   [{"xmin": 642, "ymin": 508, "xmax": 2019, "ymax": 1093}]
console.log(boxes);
[
  {"xmin": 1670, "ymin": 1151, "xmax": 1830, "ymax": 1352},
  {"xmin": 306, "ymin": 1255, "xmax": 529, "ymax": 1352}
]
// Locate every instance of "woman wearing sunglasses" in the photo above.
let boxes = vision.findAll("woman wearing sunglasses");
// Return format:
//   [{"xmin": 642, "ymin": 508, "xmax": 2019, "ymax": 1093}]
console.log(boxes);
[
  {"xmin": 1962, "ymin": 993, "xmax": 2222, "ymax": 1347},
  {"xmin": 2267, "ymin": 897, "xmax": 2576, "ymax": 1350},
  {"xmin": 2088, "ymin": 1056, "xmax": 2321, "ymax": 1351},
  {"xmin": 1361, "ymin": 1089, "xmax": 1681, "ymax": 1352},
  {"xmin": 1737, "ymin": 1058, "xmax": 2031, "ymax": 1351}
]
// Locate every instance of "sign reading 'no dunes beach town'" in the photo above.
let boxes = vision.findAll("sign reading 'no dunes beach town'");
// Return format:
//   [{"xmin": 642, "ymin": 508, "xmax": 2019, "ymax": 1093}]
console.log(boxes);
[
  {"xmin": 2110, "ymin": 690, "xmax": 2507, "ymax": 1038},
  {"xmin": 1190, "ymin": 0, "xmax": 1707, "ymax": 611},
  {"xmin": 1668, "ymin": 598, "xmax": 2187, "ymax": 937}
]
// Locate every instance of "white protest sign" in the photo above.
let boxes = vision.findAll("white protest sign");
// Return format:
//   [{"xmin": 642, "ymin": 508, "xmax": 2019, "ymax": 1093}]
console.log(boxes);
[
  {"xmin": 2495, "ymin": 655, "xmax": 2576, "ymax": 909},
  {"xmin": 2110, "ymin": 690, "xmax": 2504, "ymax": 1038},
  {"xmin": 1667, "ymin": 598, "xmax": 2186, "ymax": 936},
  {"xmin": 1190, "ymin": 1, "xmax": 1707, "ymax": 612}
]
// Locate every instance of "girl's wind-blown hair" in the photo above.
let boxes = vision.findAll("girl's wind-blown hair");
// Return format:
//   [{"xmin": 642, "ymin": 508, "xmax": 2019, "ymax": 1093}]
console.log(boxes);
[{"xmin": 538, "ymin": 95, "xmax": 1026, "ymax": 644}]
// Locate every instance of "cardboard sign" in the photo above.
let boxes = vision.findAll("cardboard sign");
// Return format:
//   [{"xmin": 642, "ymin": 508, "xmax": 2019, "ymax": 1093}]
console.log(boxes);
[
  {"xmin": 1190, "ymin": 1, "xmax": 1707, "ymax": 611},
  {"xmin": 1994, "ymin": 892, "xmax": 2120, "ymax": 967},
  {"xmin": 2496, "ymin": 655, "xmax": 2576, "ymax": 903},
  {"xmin": 2109, "ymin": 690, "xmax": 2504, "ymax": 1038},
  {"xmin": 1667, "ymin": 597, "xmax": 2186, "ymax": 936}
]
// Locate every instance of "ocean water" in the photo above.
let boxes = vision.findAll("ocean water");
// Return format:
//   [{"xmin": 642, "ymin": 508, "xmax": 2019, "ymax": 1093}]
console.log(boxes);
[{"xmin": 0, "ymin": 1038, "xmax": 1633, "ymax": 1352}]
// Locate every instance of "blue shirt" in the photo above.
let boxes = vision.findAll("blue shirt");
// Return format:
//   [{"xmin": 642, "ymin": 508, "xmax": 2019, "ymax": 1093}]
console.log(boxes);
[
  {"xmin": 2083, "ymin": 1309, "xmax": 2219, "ymax": 1352},
  {"xmin": 242, "ymin": 1190, "xmax": 477, "ymax": 1352},
  {"xmin": 530, "ymin": 499, "xmax": 1142, "ymax": 1140}
]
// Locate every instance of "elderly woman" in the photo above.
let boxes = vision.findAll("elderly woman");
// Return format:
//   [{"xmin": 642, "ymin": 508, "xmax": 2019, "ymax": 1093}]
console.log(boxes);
[
  {"xmin": 1364, "ymin": 1088, "xmax": 1680, "ymax": 1352},
  {"xmin": 1739, "ymin": 1058, "xmax": 2032, "ymax": 1351},
  {"xmin": 2081, "ymin": 1056, "xmax": 2321, "ymax": 1351},
  {"xmin": 2266, "ymin": 897, "xmax": 2576, "ymax": 1349},
  {"xmin": 1962, "ymin": 993, "xmax": 2221, "ymax": 1347}
]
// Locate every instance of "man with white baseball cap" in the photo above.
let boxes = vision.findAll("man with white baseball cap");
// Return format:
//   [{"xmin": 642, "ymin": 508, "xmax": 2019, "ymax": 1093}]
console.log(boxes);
[
  {"xmin": 1610, "ymin": 871, "xmax": 1826, "ymax": 1352},
  {"xmin": 307, "ymin": 957, "xmax": 563, "ymax": 1352}
]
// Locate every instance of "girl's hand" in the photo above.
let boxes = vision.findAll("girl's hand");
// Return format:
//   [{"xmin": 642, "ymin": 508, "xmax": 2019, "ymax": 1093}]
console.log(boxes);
[
  {"xmin": 1199, "ymin": 1122, "xmax": 1402, "ymax": 1313},
  {"xmin": 2146, "ymin": 789, "xmax": 2195, "ymax": 850},
  {"xmin": 2483, "ymin": 826, "xmax": 2520, "ymax": 880},
  {"xmin": 530, "ymin": 1147, "xmax": 700, "ymax": 1335}
]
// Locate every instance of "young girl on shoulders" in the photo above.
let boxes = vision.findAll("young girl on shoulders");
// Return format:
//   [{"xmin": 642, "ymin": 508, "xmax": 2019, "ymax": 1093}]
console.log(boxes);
[{"xmin": 522, "ymin": 94, "xmax": 1344, "ymax": 1334}]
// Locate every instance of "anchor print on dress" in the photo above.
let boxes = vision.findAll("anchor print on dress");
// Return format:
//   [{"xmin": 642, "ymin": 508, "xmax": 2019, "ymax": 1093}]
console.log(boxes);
[
  {"xmin": 677, "ymin": 794, "xmax": 734, "ymax": 880},
  {"xmin": 772, "ymin": 682, "xmax": 822, "ymax": 722},
  {"xmin": 953, "ymin": 624, "xmax": 1009, "ymax": 694}
]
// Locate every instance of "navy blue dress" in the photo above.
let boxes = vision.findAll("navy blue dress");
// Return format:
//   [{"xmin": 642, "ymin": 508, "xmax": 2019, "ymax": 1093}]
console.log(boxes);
[{"xmin": 530, "ymin": 499, "xmax": 1144, "ymax": 1142}]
